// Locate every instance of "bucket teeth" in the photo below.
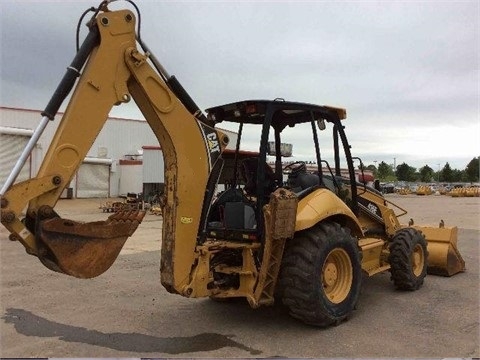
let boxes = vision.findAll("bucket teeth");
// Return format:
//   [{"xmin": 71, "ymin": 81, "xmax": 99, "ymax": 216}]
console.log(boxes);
[
  {"xmin": 36, "ymin": 210, "xmax": 146, "ymax": 278},
  {"xmin": 106, "ymin": 210, "xmax": 146, "ymax": 224}
]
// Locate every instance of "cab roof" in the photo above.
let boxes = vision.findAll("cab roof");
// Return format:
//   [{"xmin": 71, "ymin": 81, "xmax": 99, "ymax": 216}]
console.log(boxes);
[{"xmin": 205, "ymin": 99, "xmax": 346, "ymax": 127}]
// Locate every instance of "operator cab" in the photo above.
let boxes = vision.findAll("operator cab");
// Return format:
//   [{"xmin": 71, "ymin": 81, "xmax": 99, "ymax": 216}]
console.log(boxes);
[{"xmin": 202, "ymin": 99, "xmax": 359, "ymax": 242}]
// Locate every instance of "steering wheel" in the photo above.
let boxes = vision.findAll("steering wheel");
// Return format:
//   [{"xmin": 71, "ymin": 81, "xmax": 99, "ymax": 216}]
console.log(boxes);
[{"xmin": 282, "ymin": 161, "xmax": 307, "ymax": 175}]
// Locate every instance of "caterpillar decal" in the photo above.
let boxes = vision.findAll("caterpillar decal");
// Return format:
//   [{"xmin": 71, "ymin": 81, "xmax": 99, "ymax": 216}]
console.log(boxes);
[{"xmin": 198, "ymin": 122, "xmax": 221, "ymax": 170}]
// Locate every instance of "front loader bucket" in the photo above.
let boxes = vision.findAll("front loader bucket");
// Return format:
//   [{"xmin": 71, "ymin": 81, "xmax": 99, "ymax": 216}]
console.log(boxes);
[
  {"xmin": 37, "ymin": 210, "xmax": 145, "ymax": 279},
  {"xmin": 413, "ymin": 225, "xmax": 465, "ymax": 276}
]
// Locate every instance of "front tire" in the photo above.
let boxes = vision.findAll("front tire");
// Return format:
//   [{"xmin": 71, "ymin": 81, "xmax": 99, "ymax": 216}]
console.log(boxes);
[
  {"xmin": 388, "ymin": 228, "xmax": 428, "ymax": 291},
  {"xmin": 278, "ymin": 221, "xmax": 362, "ymax": 327}
]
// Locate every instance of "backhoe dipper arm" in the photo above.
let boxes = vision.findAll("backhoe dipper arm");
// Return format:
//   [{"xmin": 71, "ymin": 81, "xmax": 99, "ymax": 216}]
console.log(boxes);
[{"xmin": 0, "ymin": 8, "xmax": 228, "ymax": 290}]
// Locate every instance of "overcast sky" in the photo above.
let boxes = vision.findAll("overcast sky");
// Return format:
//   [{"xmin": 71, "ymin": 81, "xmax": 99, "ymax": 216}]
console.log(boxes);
[{"xmin": 1, "ymin": 0, "xmax": 478, "ymax": 170}]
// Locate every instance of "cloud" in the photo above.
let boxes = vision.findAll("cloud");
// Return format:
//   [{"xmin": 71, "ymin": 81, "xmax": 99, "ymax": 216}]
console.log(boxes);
[{"xmin": 1, "ymin": 0, "xmax": 478, "ymax": 170}]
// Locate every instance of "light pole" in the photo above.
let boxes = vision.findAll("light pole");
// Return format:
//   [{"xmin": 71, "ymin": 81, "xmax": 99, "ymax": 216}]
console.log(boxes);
[{"xmin": 437, "ymin": 163, "xmax": 441, "ymax": 183}]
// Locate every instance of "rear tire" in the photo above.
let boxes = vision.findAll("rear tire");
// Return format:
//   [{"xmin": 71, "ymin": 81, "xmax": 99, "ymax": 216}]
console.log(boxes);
[
  {"xmin": 388, "ymin": 228, "xmax": 428, "ymax": 290},
  {"xmin": 278, "ymin": 221, "xmax": 362, "ymax": 327}
]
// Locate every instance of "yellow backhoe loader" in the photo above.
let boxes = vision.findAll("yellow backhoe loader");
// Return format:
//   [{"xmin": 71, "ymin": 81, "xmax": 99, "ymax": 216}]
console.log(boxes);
[{"xmin": 0, "ymin": 1, "xmax": 465, "ymax": 327}]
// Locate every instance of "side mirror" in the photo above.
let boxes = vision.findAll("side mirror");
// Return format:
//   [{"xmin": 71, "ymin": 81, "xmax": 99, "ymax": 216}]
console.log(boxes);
[{"xmin": 317, "ymin": 119, "xmax": 326, "ymax": 131}]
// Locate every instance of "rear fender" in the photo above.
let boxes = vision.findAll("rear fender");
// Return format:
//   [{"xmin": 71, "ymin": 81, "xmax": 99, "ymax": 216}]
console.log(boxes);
[{"xmin": 295, "ymin": 188, "xmax": 363, "ymax": 237}]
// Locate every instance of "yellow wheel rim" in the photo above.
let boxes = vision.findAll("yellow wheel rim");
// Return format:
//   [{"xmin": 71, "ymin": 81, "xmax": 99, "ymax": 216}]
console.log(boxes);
[
  {"xmin": 322, "ymin": 248, "xmax": 353, "ymax": 304},
  {"xmin": 412, "ymin": 244, "xmax": 425, "ymax": 277}
]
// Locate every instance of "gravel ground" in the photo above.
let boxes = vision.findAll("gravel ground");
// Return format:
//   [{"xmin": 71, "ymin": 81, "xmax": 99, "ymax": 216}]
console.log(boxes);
[{"xmin": 1, "ymin": 194, "xmax": 478, "ymax": 358}]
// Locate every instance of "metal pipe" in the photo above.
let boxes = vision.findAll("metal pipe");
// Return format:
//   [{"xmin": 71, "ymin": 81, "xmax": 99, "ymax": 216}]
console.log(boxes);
[{"xmin": 0, "ymin": 115, "xmax": 50, "ymax": 196}]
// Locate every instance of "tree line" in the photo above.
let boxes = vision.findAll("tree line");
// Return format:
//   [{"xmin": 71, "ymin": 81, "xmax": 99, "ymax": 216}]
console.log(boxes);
[{"xmin": 364, "ymin": 156, "xmax": 479, "ymax": 183}]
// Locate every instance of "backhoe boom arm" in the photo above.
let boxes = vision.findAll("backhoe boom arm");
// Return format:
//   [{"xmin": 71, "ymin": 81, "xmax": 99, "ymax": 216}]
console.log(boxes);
[{"xmin": 1, "ymin": 8, "xmax": 228, "ymax": 291}]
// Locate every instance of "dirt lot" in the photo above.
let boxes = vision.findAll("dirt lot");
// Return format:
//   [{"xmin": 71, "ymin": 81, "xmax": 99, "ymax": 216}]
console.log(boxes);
[
  {"xmin": 386, "ymin": 193, "xmax": 479, "ymax": 231},
  {"xmin": 1, "ymin": 194, "xmax": 479, "ymax": 358}
]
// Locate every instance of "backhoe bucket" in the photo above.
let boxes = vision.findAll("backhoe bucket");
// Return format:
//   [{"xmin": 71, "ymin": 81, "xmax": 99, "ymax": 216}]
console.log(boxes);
[
  {"xmin": 413, "ymin": 225, "xmax": 465, "ymax": 276},
  {"xmin": 37, "ymin": 210, "xmax": 145, "ymax": 279}
]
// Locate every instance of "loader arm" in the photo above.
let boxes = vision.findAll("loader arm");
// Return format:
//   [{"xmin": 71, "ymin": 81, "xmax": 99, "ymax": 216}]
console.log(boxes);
[{"xmin": 0, "ymin": 8, "xmax": 228, "ymax": 291}]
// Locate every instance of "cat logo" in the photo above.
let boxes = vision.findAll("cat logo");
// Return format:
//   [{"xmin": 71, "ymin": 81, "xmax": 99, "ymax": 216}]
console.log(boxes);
[{"xmin": 207, "ymin": 132, "xmax": 220, "ymax": 153}]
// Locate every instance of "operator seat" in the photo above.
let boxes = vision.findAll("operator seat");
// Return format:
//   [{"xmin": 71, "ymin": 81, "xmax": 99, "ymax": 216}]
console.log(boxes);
[
  {"xmin": 287, "ymin": 163, "xmax": 319, "ymax": 191},
  {"xmin": 241, "ymin": 157, "xmax": 276, "ymax": 197},
  {"xmin": 287, "ymin": 164, "xmax": 338, "ymax": 194}
]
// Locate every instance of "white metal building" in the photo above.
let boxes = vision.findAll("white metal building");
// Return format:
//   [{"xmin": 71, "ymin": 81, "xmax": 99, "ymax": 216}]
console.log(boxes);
[
  {"xmin": 0, "ymin": 127, "xmax": 34, "ymax": 187},
  {"xmin": 142, "ymin": 146, "xmax": 164, "ymax": 201},
  {"xmin": 1, "ymin": 106, "xmax": 157, "ymax": 198},
  {"xmin": 0, "ymin": 107, "xmax": 237, "ymax": 198}
]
